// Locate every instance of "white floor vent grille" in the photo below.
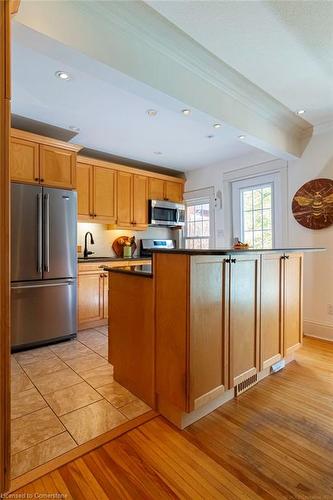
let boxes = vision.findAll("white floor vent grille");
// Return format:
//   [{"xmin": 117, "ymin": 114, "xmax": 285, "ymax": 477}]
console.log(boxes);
[{"xmin": 235, "ymin": 374, "xmax": 258, "ymax": 396}]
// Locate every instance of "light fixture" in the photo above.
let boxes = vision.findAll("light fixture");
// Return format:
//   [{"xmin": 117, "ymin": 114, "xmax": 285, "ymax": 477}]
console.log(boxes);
[
  {"xmin": 55, "ymin": 71, "xmax": 71, "ymax": 80},
  {"xmin": 147, "ymin": 109, "xmax": 158, "ymax": 117},
  {"xmin": 69, "ymin": 125, "xmax": 80, "ymax": 133},
  {"xmin": 182, "ymin": 109, "xmax": 191, "ymax": 116},
  {"xmin": 206, "ymin": 135, "xmax": 214, "ymax": 139},
  {"xmin": 238, "ymin": 135, "xmax": 246, "ymax": 140},
  {"xmin": 213, "ymin": 123, "xmax": 221, "ymax": 129},
  {"xmin": 296, "ymin": 109, "xmax": 305, "ymax": 115},
  {"xmin": 153, "ymin": 151, "xmax": 162, "ymax": 155}
]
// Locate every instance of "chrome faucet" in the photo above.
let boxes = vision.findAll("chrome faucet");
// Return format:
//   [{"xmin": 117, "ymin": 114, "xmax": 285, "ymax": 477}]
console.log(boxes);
[{"xmin": 83, "ymin": 232, "xmax": 95, "ymax": 259}]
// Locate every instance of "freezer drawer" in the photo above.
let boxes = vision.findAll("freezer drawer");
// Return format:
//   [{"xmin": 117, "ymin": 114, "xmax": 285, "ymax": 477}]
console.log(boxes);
[{"xmin": 11, "ymin": 279, "xmax": 77, "ymax": 351}]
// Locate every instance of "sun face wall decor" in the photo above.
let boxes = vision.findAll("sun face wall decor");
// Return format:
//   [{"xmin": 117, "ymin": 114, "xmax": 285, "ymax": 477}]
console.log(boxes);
[{"xmin": 292, "ymin": 178, "xmax": 333, "ymax": 230}]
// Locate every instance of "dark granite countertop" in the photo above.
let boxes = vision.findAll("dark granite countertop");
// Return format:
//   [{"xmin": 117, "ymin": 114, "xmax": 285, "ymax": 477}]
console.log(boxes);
[
  {"xmin": 150, "ymin": 247, "xmax": 325, "ymax": 255},
  {"xmin": 78, "ymin": 256, "xmax": 151, "ymax": 263},
  {"xmin": 105, "ymin": 264, "xmax": 153, "ymax": 277}
]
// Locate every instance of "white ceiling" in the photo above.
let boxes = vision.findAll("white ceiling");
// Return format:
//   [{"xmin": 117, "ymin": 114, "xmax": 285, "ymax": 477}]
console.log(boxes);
[
  {"xmin": 12, "ymin": 23, "xmax": 259, "ymax": 172},
  {"xmin": 146, "ymin": 0, "xmax": 333, "ymax": 127}
]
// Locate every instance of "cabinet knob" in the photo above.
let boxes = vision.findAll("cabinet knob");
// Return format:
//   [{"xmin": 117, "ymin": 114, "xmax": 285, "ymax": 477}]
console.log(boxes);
[
  {"xmin": 40, "ymin": 178, "xmax": 44, "ymax": 182},
  {"xmin": 34, "ymin": 177, "xmax": 39, "ymax": 182},
  {"xmin": 225, "ymin": 258, "xmax": 231, "ymax": 263},
  {"xmin": 100, "ymin": 273, "xmax": 104, "ymax": 278},
  {"xmin": 231, "ymin": 258, "xmax": 236, "ymax": 263}
]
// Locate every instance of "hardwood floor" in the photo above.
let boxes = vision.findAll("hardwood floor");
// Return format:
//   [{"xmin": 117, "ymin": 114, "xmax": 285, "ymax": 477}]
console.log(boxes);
[{"xmin": 12, "ymin": 337, "xmax": 333, "ymax": 499}]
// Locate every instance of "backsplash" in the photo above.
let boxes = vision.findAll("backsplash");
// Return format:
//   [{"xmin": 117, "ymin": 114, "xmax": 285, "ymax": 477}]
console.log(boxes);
[{"xmin": 77, "ymin": 223, "xmax": 179, "ymax": 257}]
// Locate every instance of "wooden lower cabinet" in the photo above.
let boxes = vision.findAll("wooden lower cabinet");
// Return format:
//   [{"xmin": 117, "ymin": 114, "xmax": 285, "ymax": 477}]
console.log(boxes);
[
  {"xmin": 261, "ymin": 253, "xmax": 284, "ymax": 369},
  {"xmin": 78, "ymin": 271, "xmax": 105, "ymax": 330},
  {"xmin": 284, "ymin": 253, "xmax": 303, "ymax": 355},
  {"xmin": 189, "ymin": 256, "xmax": 228, "ymax": 411},
  {"xmin": 228, "ymin": 254, "xmax": 260, "ymax": 388}
]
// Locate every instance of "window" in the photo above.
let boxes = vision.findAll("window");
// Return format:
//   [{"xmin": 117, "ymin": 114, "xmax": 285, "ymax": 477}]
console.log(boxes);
[
  {"xmin": 232, "ymin": 172, "xmax": 283, "ymax": 249},
  {"xmin": 241, "ymin": 184, "xmax": 273, "ymax": 249},
  {"xmin": 185, "ymin": 201, "xmax": 210, "ymax": 249}
]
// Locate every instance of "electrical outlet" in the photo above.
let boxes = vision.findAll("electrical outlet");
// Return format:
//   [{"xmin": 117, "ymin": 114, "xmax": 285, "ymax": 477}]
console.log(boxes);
[{"xmin": 328, "ymin": 304, "xmax": 333, "ymax": 316}]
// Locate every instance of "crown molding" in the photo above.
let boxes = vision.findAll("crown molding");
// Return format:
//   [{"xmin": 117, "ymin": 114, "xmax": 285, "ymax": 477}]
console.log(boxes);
[{"xmin": 15, "ymin": 0, "xmax": 312, "ymax": 159}]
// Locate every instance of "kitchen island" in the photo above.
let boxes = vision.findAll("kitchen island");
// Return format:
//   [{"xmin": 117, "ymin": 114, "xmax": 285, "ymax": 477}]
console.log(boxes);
[{"xmin": 107, "ymin": 248, "xmax": 323, "ymax": 428}]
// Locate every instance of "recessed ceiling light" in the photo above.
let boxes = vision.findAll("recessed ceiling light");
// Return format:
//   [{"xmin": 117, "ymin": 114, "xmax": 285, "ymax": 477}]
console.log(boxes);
[
  {"xmin": 147, "ymin": 109, "xmax": 158, "ymax": 117},
  {"xmin": 213, "ymin": 123, "xmax": 221, "ymax": 129},
  {"xmin": 182, "ymin": 109, "xmax": 191, "ymax": 115},
  {"xmin": 69, "ymin": 125, "xmax": 80, "ymax": 132},
  {"xmin": 296, "ymin": 109, "xmax": 305, "ymax": 115},
  {"xmin": 55, "ymin": 71, "xmax": 71, "ymax": 80},
  {"xmin": 206, "ymin": 135, "xmax": 214, "ymax": 139},
  {"xmin": 154, "ymin": 151, "xmax": 162, "ymax": 155},
  {"xmin": 238, "ymin": 135, "xmax": 246, "ymax": 140}
]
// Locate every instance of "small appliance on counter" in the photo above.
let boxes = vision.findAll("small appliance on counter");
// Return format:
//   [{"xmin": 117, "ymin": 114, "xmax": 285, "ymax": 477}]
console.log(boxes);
[
  {"xmin": 148, "ymin": 200, "xmax": 185, "ymax": 227},
  {"xmin": 140, "ymin": 239, "xmax": 176, "ymax": 257},
  {"xmin": 11, "ymin": 183, "xmax": 77, "ymax": 351}
]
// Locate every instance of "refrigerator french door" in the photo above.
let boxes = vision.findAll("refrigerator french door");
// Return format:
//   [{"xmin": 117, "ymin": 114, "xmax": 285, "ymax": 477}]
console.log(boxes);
[{"xmin": 11, "ymin": 183, "xmax": 77, "ymax": 351}]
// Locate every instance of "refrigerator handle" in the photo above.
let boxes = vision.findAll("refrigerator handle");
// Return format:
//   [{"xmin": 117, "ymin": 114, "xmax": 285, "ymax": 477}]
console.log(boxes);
[
  {"xmin": 37, "ymin": 193, "xmax": 42, "ymax": 273},
  {"xmin": 43, "ymin": 193, "xmax": 50, "ymax": 272}
]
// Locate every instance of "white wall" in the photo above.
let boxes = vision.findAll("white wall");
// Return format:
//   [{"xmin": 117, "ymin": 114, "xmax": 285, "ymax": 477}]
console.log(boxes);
[
  {"xmin": 77, "ymin": 223, "xmax": 175, "ymax": 257},
  {"xmin": 185, "ymin": 130, "xmax": 333, "ymax": 340}
]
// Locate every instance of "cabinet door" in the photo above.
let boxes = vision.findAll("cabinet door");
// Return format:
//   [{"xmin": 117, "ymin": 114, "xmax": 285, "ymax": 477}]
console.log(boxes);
[
  {"xmin": 117, "ymin": 171, "xmax": 132, "ymax": 227},
  {"xmin": 229, "ymin": 254, "xmax": 260, "ymax": 388},
  {"xmin": 10, "ymin": 138, "xmax": 39, "ymax": 184},
  {"xmin": 103, "ymin": 273, "xmax": 109, "ymax": 319},
  {"xmin": 78, "ymin": 272, "xmax": 104, "ymax": 329},
  {"xmin": 77, "ymin": 163, "xmax": 93, "ymax": 219},
  {"xmin": 40, "ymin": 145, "xmax": 76, "ymax": 189},
  {"xmin": 284, "ymin": 253, "xmax": 303, "ymax": 356},
  {"xmin": 164, "ymin": 181, "xmax": 183, "ymax": 202},
  {"xmin": 148, "ymin": 177, "xmax": 164, "ymax": 200},
  {"xmin": 189, "ymin": 256, "xmax": 228, "ymax": 411},
  {"xmin": 261, "ymin": 254, "xmax": 283, "ymax": 369},
  {"xmin": 132, "ymin": 174, "xmax": 148, "ymax": 228},
  {"xmin": 93, "ymin": 166, "xmax": 116, "ymax": 223}
]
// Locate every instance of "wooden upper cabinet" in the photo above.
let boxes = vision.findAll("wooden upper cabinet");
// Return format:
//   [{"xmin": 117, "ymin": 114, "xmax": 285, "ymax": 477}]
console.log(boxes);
[
  {"xmin": 261, "ymin": 253, "xmax": 283, "ymax": 370},
  {"xmin": 117, "ymin": 171, "xmax": 132, "ymax": 227},
  {"xmin": 284, "ymin": 253, "xmax": 303, "ymax": 356},
  {"xmin": 10, "ymin": 138, "xmax": 39, "ymax": 184},
  {"xmin": 229, "ymin": 254, "xmax": 260, "ymax": 388},
  {"xmin": 93, "ymin": 166, "xmax": 116, "ymax": 223},
  {"xmin": 148, "ymin": 177, "xmax": 164, "ymax": 200},
  {"xmin": 39, "ymin": 145, "xmax": 76, "ymax": 189},
  {"xmin": 189, "ymin": 256, "xmax": 228, "ymax": 411},
  {"xmin": 165, "ymin": 181, "xmax": 183, "ymax": 202},
  {"xmin": 132, "ymin": 174, "xmax": 148, "ymax": 227},
  {"xmin": 77, "ymin": 162, "xmax": 92, "ymax": 218}
]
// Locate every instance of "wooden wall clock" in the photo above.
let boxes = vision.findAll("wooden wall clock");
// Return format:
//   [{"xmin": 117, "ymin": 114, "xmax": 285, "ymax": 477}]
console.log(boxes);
[{"xmin": 292, "ymin": 178, "xmax": 333, "ymax": 229}]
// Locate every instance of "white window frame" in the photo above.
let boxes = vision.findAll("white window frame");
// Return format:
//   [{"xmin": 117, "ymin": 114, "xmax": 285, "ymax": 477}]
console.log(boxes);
[
  {"xmin": 183, "ymin": 187, "xmax": 215, "ymax": 248},
  {"xmin": 232, "ymin": 172, "xmax": 283, "ymax": 248}
]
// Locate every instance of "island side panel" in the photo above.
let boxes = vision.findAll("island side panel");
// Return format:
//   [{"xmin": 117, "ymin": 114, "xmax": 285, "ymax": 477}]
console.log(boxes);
[
  {"xmin": 155, "ymin": 253, "xmax": 190, "ymax": 413},
  {"xmin": 261, "ymin": 253, "xmax": 284, "ymax": 370},
  {"xmin": 109, "ymin": 272, "xmax": 155, "ymax": 408},
  {"xmin": 189, "ymin": 255, "xmax": 228, "ymax": 411},
  {"xmin": 284, "ymin": 253, "xmax": 304, "ymax": 356}
]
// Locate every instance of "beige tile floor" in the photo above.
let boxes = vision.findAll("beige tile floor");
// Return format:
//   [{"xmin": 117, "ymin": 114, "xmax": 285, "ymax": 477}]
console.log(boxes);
[{"xmin": 10, "ymin": 326, "xmax": 151, "ymax": 479}]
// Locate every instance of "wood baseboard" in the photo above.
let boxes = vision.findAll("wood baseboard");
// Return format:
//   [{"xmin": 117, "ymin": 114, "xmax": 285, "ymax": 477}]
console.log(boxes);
[
  {"xmin": 9, "ymin": 410, "xmax": 158, "ymax": 493},
  {"xmin": 304, "ymin": 320, "xmax": 333, "ymax": 342},
  {"xmin": 78, "ymin": 318, "xmax": 108, "ymax": 331}
]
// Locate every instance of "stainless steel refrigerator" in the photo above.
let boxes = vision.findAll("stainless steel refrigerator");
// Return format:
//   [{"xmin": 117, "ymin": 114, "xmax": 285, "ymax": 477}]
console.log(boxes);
[{"xmin": 11, "ymin": 183, "xmax": 77, "ymax": 351}]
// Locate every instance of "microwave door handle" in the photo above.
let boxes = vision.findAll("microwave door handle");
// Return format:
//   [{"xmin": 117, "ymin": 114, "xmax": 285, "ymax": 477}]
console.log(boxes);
[{"xmin": 43, "ymin": 193, "xmax": 50, "ymax": 272}]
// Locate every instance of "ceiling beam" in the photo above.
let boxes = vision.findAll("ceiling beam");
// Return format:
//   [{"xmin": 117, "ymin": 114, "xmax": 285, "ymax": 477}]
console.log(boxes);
[{"xmin": 14, "ymin": 0, "xmax": 312, "ymax": 159}]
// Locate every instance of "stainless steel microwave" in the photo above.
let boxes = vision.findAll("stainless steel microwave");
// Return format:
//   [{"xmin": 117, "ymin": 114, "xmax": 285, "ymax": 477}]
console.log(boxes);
[{"xmin": 148, "ymin": 200, "xmax": 185, "ymax": 227}]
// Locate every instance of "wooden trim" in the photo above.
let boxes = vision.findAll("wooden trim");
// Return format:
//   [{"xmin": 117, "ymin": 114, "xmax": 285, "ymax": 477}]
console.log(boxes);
[
  {"xmin": 10, "ymin": 0, "xmax": 20, "ymax": 15},
  {"xmin": 11, "ymin": 128, "xmax": 83, "ymax": 152},
  {"xmin": 9, "ymin": 410, "xmax": 158, "ymax": 493},
  {"xmin": 78, "ymin": 155, "xmax": 185, "ymax": 184},
  {"xmin": 78, "ymin": 318, "xmax": 107, "ymax": 331},
  {"xmin": 0, "ymin": 1, "xmax": 11, "ymax": 493}
]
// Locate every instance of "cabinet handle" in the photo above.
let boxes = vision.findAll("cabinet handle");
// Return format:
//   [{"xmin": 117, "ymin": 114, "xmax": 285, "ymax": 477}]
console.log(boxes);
[
  {"xmin": 231, "ymin": 258, "xmax": 236, "ymax": 263},
  {"xmin": 225, "ymin": 258, "xmax": 231, "ymax": 263},
  {"xmin": 100, "ymin": 273, "xmax": 104, "ymax": 278},
  {"xmin": 40, "ymin": 178, "xmax": 44, "ymax": 182},
  {"xmin": 34, "ymin": 177, "xmax": 39, "ymax": 182},
  {"xmin": 285, "ymin": 255, "xmax": 289, "ymax": 259}
]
